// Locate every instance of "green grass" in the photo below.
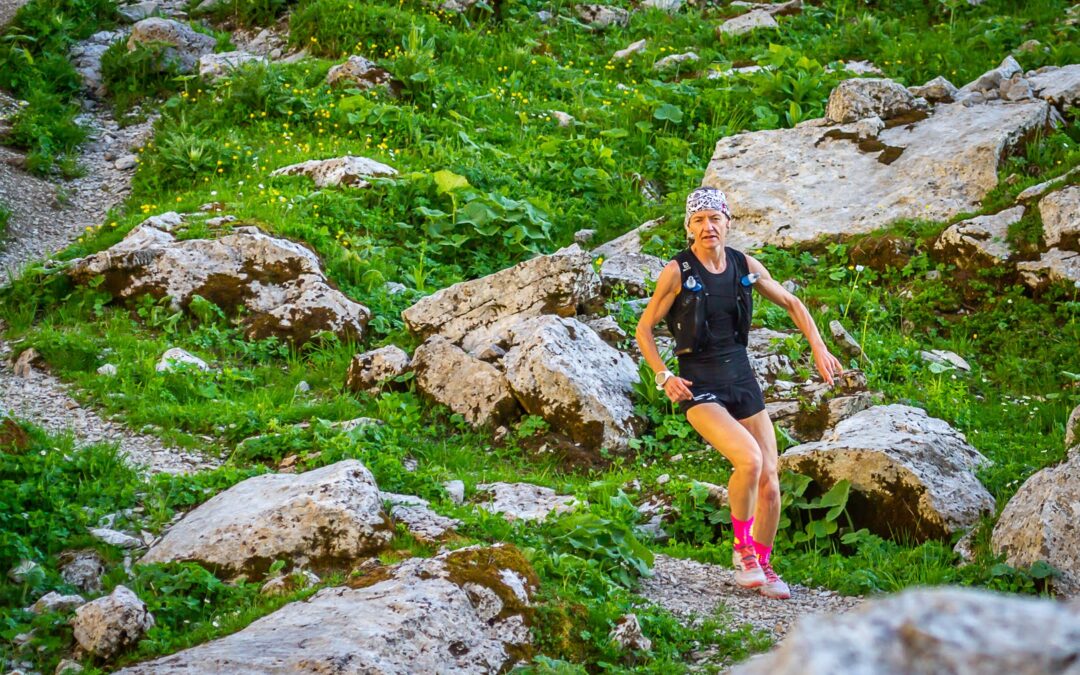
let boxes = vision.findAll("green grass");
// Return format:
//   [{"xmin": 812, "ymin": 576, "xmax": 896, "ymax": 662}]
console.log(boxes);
[
  {"xmin": 0, "ymin": 0, "xmax": 117, "ymax": 174},
  {"xmin": 2, "ymin": 0, "xmax": 1080, "ymax": 671}
]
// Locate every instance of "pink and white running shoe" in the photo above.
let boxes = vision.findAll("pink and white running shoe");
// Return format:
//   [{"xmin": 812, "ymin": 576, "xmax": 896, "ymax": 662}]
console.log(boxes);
[
  {"xmin": 732, "ymin": 544, "xmax": 766, "ymax": 588},
  {"xmin": 758, "ymin": 562, "xmax": 791, "ymax": 600}
]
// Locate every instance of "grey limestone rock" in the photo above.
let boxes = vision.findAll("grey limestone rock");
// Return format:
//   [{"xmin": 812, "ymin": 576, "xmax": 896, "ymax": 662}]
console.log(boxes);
[
  {"xmin": 412, "ymin": 335, "xmax": 521, "ymax": 428},
  {"xmin": 71, "ymin": 586, "xmax": 154, "ymax": 659},
  {"xmin": 115, "ymin": 545, "xmax": 538, "ymax": 674},
  {"xmin": 402, "ymin": 245, "xmax": 600, "ymax": 353},
  {"xmin": 270, "ymin": 155, "xmax": 397, "ymax": 189},
  {"xmin": 779, "ymin": 404, "xmax": 995, "ymax": 542},
  {"xmin": 476, "ymin": 482, "xmax": 579, "ymax": 522},
  {"xmin": 992, "ymin": 451, "xmax": 1080, "ymax": 597},
  {"xmin": 140, "ymin": 460, "xmax": 392, "ymax": 578},
  {"xmin": 345, "ymin": 345, "xmax": 411, "ymax": 395},
  {"xmin": 70, "ymin": 219, "xmax": 370, "ymax": 346},
  {"xmin": 825, "ymin": 78, "xmax": 919, "ymax": 124},
  {"xmin": 127, "ymin": 18, "xmax": 216, "ymax": 73},
  {"xmin": 504, "ymin": 315, "xmax": 639, "ymax": 451},
  {"xmin": 727, "ymin": 587, "xmax": 1080, "ymax": 674}
]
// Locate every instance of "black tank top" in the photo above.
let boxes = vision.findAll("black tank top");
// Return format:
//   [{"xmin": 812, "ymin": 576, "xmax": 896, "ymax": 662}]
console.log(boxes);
[{"xmin": 682, "ymin": 248, "xmax": 741, "ymax": 359}]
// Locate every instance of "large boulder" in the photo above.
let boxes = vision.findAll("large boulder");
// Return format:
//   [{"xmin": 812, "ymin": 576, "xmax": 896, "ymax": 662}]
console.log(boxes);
[
  {"xmin": 1039, "ymin": 185, "xmax": 1079, "ymax": 248},
  {"xmin": 1026, "ymin": 63, "xmax": 1080, "ymax": 109},
  {"xmin": 599, "ymin": 252, "xmax": 665, "ymax": 297},
  {"xmin": 934, "ymin": 205, "xmax": 1024, "ymax": 267},
  {"xmin": 503, "ymin": 316, "xmax": 639, "ymax": 451},
  {"xmin": 116, "ymin": 546, "xmax": 537, "ymax": 674},
  {"xmin": 592, "ymin": 217, "xmax": 666, "ymax": 258},
  {"xmin": 702, "ymin": 97, "xmax": 1053, "ymax": 249},
  {"xmin": 825, "ymin": 78, "xmax": 920, "ymax": 124},
  {"xmin": 727, "ymin": 587, "xmax": 1080, "ymax": 675},
  {"xmin": 991, "ymin": 451, "xmax": 1080, "ymax": 597},
  {"xmin": 69, "ymin": 219, "xmax": 370, "ymax": 346},
  {"xmin": 412, "ymin": 335, "xmax": 521, "ymax": 427},
  {"xmin": 345, "ymin": 345, "xmax": 411, "ymax": 394},
  {"xmin": 779, "ymin": 404, "xmax": 995, "ymax": 542},
  {"xmin": 127, "ymin": 18, "xmax": 216, "ymax": 73},
  {"xmin": 71, "ymin": 586, "xmax": 154, "ymax": 660},
  {"xmin": 270, "ymin": 155, "xmax": 397, "ymax": 189},
  {"xmin": 402, "ymin": 245, "xmax": 601, "ymax": 353},
  {"xmin": 140, "ymin": 460, "xmax": 392, "ymax": 578},
  {"xmin": 1016, "ymin": 248, "xmax": 1080, "ymax": 289}
]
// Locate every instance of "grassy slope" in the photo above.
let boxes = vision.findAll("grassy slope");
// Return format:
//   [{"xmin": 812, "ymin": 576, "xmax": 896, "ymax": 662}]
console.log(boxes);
[{"xmin": 2, "ymin": 0, "xmax": 1080, "ymax": 671}]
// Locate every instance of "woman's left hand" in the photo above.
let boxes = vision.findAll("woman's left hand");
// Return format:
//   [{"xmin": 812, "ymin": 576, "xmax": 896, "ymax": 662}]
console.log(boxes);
[{"xmin": 813, "ymin": 347, "xmax": 844, "ymax": 386}]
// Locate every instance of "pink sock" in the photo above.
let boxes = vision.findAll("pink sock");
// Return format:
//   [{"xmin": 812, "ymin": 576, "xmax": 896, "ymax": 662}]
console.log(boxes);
[
  {"xmin": 753, "ymin": 540, "xmax": 772, "ymax": 566},
  {"xmin": 732, "ymin": 516, "xmax": 753, "ymax": 548}
]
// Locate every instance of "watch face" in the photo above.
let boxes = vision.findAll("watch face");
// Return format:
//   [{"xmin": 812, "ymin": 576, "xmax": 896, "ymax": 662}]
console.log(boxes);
[{"xmin": 654, "ymin": 371, "xmax": 669, "ymax": 385}]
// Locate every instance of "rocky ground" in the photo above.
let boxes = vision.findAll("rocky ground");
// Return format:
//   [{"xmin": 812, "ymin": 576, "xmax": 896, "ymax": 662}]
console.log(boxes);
[
  {"xmin": 0, "ymin": 337, "xmax": 219, "ymax": 474},
  {"xmin": 0, "ymin": 98, "xmax": 155, "ymax": 286},
  {"xmin": 639, "ymin": 554, "xmax": 863, "ymax": 642}
]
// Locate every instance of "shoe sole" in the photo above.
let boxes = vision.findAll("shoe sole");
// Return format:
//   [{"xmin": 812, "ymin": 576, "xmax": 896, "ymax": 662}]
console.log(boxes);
[
  {"xmin": 758, "ymin": 587, "xmax": 791, "ymax": 600},
  {"xmin": 734, "ymin": 572, "xmax": 767, "ymax": 589}
]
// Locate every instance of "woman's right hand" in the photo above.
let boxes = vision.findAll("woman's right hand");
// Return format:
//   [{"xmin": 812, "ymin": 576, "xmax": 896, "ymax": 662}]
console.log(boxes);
[{"xmin": 663, "ymin": 376, "xmax": 694, "ymax": 402}]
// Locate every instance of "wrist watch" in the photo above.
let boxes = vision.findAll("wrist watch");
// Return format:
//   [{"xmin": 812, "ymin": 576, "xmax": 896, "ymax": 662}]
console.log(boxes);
[{"xmin": 654, "ymin": 370, "xmax": 674, "ymax": 390}]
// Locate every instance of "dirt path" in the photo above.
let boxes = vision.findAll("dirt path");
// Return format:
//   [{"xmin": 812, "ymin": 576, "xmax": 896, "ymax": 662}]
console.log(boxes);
[{"xmin": 638, "ymin": 554, "xmax": 863, "ymax": 669}]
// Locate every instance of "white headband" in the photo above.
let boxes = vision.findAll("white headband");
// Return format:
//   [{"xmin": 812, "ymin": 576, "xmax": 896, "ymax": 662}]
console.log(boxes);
[{"xmin": 684, "ymin": 187, "xmax": 731, "ymax": 228}]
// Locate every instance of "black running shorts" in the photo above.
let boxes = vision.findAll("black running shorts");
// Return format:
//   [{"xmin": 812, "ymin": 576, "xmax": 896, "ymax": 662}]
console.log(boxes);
[{"xmin": 676, "ymin": 348, "xmax": 766, "ymax": 420}]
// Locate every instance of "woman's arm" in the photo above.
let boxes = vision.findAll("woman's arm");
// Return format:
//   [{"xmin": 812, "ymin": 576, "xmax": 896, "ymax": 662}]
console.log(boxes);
[
  {"xmin": 635, "ymin": 261, "xmax": 694, "ymax": 401},
  {"xmin": 745, "ymin": 255, "xmax": 844, "ymax": 385}
]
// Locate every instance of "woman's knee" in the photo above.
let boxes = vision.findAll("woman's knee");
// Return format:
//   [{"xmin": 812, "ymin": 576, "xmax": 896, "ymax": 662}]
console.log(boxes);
[
  {"xmin": 733, "ymin": 450, "xmax": 763, "ymax": 480},
  {"xmin": 758, "ymin": 474, "xmax": 781, "ymax": 504}
]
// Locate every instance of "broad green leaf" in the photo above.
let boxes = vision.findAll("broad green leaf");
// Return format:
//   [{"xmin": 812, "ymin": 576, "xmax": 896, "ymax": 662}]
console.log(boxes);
[
  {"xmin": 433, "ymin": 169, "xmax": 470, "ymax": 194},
  {"xmin": 653, "ymin": 103, "xmax": 684, "ymax": 124}
]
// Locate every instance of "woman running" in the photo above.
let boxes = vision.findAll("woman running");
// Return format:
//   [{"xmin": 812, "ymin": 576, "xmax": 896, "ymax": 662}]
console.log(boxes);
[{"xmin": 635, "ymin": 187, "xmax": 844, "ymax": 599}]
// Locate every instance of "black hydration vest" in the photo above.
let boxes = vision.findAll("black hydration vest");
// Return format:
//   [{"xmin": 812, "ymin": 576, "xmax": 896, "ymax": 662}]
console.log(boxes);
[{"xmin": 668, "ymin": 247, "xmax": 753, "ymax": 355}]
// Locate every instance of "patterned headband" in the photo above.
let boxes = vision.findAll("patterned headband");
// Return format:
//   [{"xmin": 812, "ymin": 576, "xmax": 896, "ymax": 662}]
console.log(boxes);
[{"xmin": 684, "ymin": 187, "xmax": 731, "ymax": 227}]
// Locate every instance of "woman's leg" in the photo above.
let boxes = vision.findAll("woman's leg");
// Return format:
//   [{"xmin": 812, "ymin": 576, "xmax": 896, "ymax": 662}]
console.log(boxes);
[
  {"xmin": 737, "ymin": 409, "xmax": 780, "ymax": 547},
  {"xmin": 686, "ymin": 403, "xmax": 764, "ymax": 521}
]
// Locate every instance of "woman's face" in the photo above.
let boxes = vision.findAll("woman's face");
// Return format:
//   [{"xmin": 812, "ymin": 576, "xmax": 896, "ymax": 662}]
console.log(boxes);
[{"xmin": 687, "ymin": 209, "xmax": 730, "ymax": 248}]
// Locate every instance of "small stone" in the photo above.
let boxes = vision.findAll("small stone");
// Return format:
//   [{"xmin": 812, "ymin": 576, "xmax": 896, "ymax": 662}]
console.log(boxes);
[
  {"xmin": 8, "ymin": 559, "xmax": 40, "ymax": 583},
  {"xmin": 670, "ymin": 454, "xmax": 684, "ymax": 462},
  {"xmin": 294, "ymin": 380, "xmax": 310, "ymax": 393},
  {"xmin": 114, "ymin": 155, "xmax": 138, "ymax": 170},
  {"xmin": 13, "ymin": 348, "xmax": 39, "ymax": 378},
  {"xmin": 443, "ymin": 479, "xmax": 466, "ymax": 505},
  {"xmin": 550, "ymin": 110, "xmax": 575, "ymax": 127},
  {"xmin": 97, "ymin": 363, "xmax": 118, "ymax": 377},
  {"xmin": 29, "ymin": 591, "xmax": 86, "ymax": 615},
  {"xmin": 574, "ymin": 229, "xmax": 597, "ymax": 245},
  {"xmin": 90, "ymin": 527, "xmax": 144, "ymax": 549},
  {"xmin": 829, "ymin": 320, "xmax": 864, "ymax": 357},
  {"xmin": 610, "ymin": 613, "xmax": 652, "ymax": 652},
  {"xmin": 612, "ymin": 39, "xmax": 647, "ymax": 61},
  {"xmin": 657, "ymin": 473, "xmax": 670, "ymax": 485},
  {"xmin": 155, "ymin": 348, "xmax": 210, "ymax": 373},
  {"xmin": 55, "ymin": 660, "xmax": 84, "ymax": 675}
]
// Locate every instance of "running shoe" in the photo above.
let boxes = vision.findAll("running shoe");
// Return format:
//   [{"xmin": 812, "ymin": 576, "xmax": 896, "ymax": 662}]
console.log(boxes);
[
  {"xmin": 758, "ymin": 562, "xmax": 791, "ymax": 600},
  {"xmin": 732, "ymin": 544, "xmax": 766, "ymax": 588}
]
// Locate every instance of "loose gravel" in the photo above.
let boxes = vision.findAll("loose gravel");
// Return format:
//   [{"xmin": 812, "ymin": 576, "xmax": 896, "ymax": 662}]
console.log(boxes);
[
  {"xmin": 1, "ymin": 339, "xmax": 220, "ymax": 474},
  {"xmin": 638, "ymin": 554, "xmax": 863, "ymax": 669}
]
